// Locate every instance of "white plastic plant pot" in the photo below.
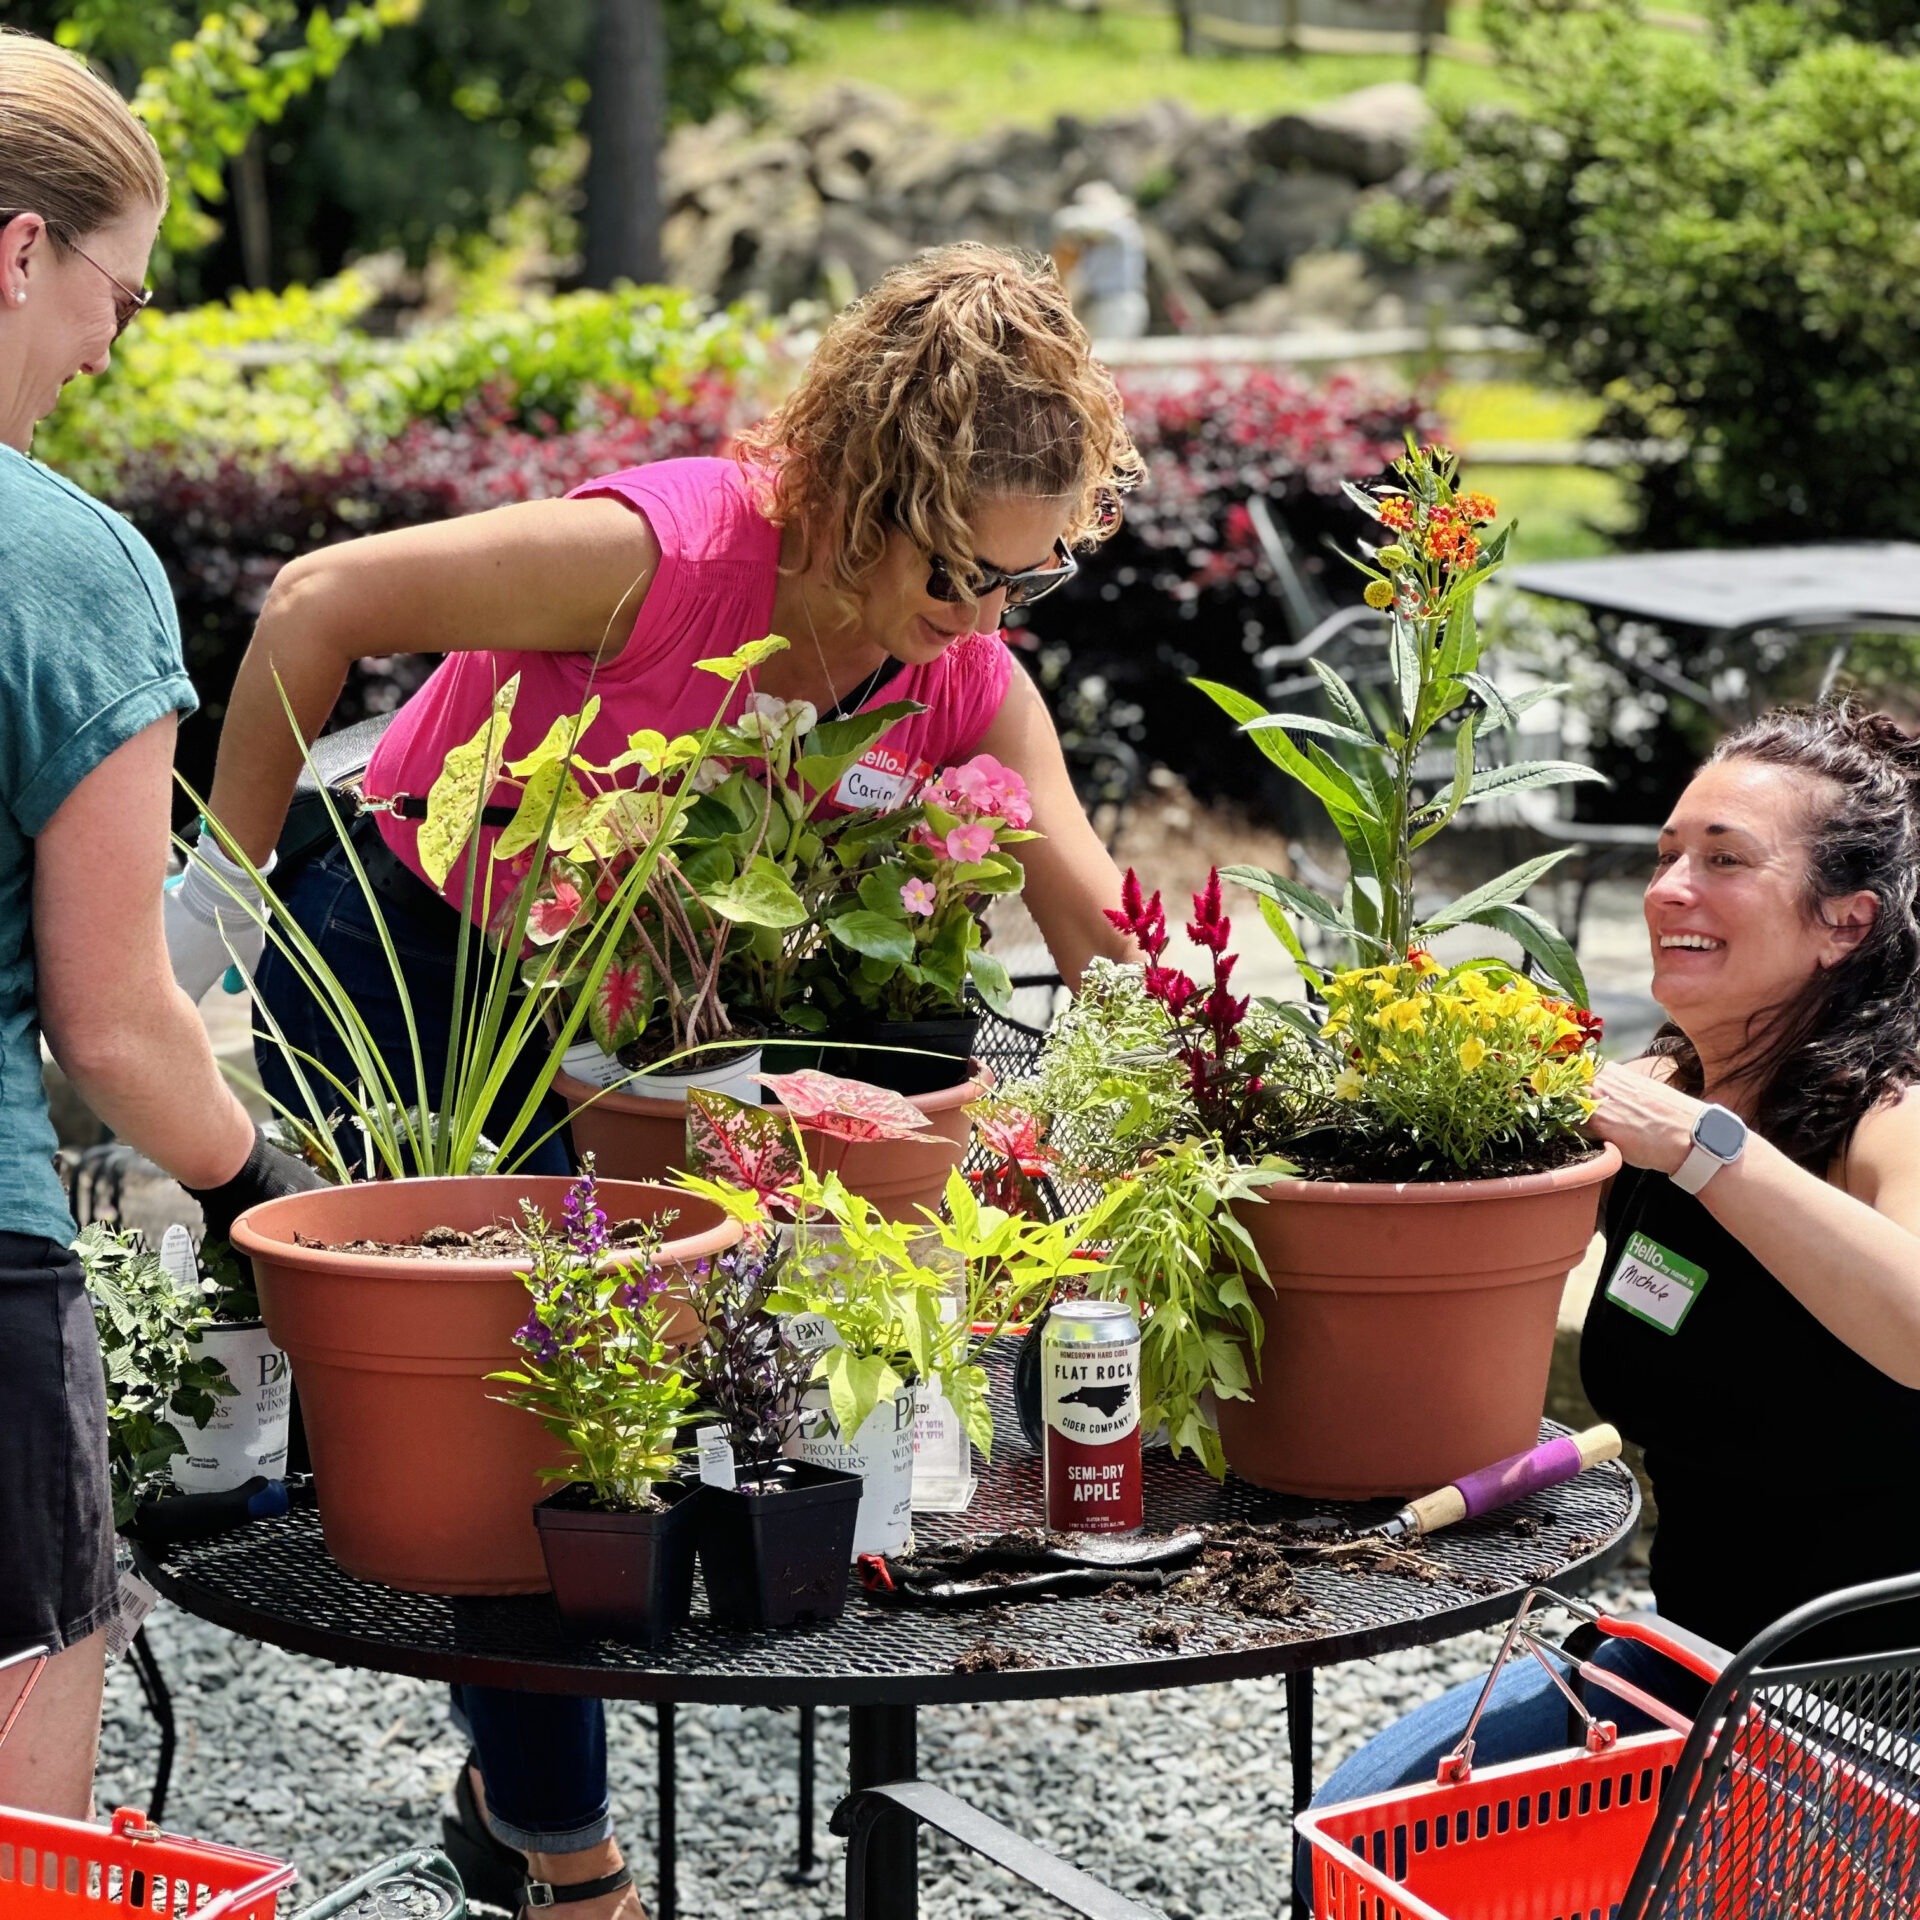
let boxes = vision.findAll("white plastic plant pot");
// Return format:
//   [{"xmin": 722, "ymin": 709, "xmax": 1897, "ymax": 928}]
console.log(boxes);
[
  {"xmin": 174, "ymin": 1321, "xmax": 292, "ymax": 1493},
  {"xmin": 561, "ymin": 1041, "xmax": 764, "ymax": 1104},
  {"xmin": 790, "ymin": 1381, "xmax": 917, "ymax": 1559}
]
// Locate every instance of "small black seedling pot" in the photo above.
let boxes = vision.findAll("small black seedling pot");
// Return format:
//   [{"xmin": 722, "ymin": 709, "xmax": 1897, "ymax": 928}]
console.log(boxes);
[
  {"xmin": 534, "ymin": 1479, "xmax": 705, "ymax": 1649},
  {"xmin": 696, "ymin": 1459, "xmax": 862, "ymax": 1629}
]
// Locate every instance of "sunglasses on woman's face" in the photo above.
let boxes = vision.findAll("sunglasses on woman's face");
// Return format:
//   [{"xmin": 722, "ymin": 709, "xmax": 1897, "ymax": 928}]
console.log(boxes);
[
  {"xmin": 925, "ymin": 538, "xmax": 1079, "ymax": 610},
  {"xmin": 0, "ymin": 214, "xmax": 152, "ymax": 341}
]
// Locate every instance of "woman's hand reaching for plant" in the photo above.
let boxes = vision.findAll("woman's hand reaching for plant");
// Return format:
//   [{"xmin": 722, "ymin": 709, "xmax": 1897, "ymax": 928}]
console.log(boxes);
[{"xmin": 1585, "ymin": 1061, "xmax": 1703, "ymax": 1176}]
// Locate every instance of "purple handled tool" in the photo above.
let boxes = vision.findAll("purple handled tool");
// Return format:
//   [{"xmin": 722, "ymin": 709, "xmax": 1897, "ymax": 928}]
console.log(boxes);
[{"xmin": 1298, "ymin": 1426, "xmax": 1624, "ymax": 1542}]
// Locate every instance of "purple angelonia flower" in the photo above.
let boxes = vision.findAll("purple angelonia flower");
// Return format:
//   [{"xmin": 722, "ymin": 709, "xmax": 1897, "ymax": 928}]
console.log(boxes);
[
  {"xmin": 562, "ymin": 1163, "xmax": 608, "ymax": 1258},
  {"xmin": 515, "ymin": 1310, "xmax": 559, "ymax": 1364}
]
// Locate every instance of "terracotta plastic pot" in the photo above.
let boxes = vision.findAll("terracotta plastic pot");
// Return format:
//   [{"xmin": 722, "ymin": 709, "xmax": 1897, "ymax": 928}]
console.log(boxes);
[
  {"xmin": 232, "ymin": 1177, "xmax": 740, "ymax": 1595},
  {"xmin": 560, "ymin": 1063, "xmax": 989, "ymax": 1222},
  {"xmin": 1213, "ymin": 1146, "xmax": 1619, "ymax": 1499}
]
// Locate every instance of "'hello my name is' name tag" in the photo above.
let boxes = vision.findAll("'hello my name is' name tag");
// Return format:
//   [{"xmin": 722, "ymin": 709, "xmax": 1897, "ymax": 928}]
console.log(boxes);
[
  {"xmin": 1604, "ymin": 1230, "xmax": 1708, "ymax": 1335},
  {"xmin": 834, "ymin": 744, "xmax": 927, "ymax": 814}
]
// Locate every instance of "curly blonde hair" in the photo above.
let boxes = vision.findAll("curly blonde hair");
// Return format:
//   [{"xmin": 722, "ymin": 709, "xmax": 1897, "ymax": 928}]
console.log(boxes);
[{"xmin": 735, "ymin": 242, "xmax": 1142, "ymax": 615}]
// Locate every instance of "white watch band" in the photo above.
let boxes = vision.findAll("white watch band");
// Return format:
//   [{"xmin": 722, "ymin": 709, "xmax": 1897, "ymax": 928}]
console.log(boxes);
[{"xmin": 1671, "ymin": 1140, "xmax": 1724, "ymax": 1195}]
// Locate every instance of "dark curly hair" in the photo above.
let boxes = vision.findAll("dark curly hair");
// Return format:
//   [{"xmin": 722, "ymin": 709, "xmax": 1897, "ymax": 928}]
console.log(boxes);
[{"xmin": 1647, "ymin": 699, "xmax": 1920, "ymax": 1166}]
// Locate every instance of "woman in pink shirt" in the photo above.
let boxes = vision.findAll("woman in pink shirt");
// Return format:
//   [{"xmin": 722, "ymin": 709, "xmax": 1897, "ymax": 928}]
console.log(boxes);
[{"xmin": 168, "ymin": 243, "xmax": 1143, "ymax": 1920}]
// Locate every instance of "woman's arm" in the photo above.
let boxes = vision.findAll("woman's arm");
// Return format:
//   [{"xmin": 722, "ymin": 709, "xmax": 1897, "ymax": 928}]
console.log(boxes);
[
  {"xmin": 207, "ymin": 496, "xmax": 660, "ymax": 864},
  {"xmin": 37, "ymin": 716, "xmax": 258, "ymax": 1188},
  {"xmin": 1588, "ymin": 1063, "xmax": 1920, "ymax": 1388},
  {"xmin": 974, "ymin": 666, "xmax": 1140, "ymax": 990}
]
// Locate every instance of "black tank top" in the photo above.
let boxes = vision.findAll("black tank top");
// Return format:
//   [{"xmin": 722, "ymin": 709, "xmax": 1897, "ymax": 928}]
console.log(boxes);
[{"xmin": 1581, "ymin": 1163, "xmax": 1920, "ymax": 1657}]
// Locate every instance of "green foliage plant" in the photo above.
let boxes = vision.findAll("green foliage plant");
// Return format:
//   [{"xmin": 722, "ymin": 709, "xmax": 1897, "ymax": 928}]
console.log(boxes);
[
  {"xmin": 190, "ymin": 638, "xmax": 785, "ymax": 1182},
  {"xmin": 76, "ymin": 1221, "xmax": 235, "ymax": 1527},
  {"xmin": 1198, "ymin": 442, "xmax": 1604, "ymax": 1005},
  {"xmin": 488, "ymin": 1162, "xmax": 695, "ymax": 1511}
]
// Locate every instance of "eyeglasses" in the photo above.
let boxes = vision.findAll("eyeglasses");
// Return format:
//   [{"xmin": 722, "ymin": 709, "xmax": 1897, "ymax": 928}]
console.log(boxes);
[
  {"xmin": 0, "ymin": 212, "xmax": 152, "ymax": 340},
  {"xmin": 926, "ymin": 538, "xmax": 1079, "ymax": 610}
]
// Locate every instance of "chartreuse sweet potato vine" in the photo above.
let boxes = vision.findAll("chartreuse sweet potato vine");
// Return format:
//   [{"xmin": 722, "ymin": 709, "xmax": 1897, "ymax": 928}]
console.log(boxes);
[{"xmin": 1198, "ymin": 441, "xmax": 1607, "ymax": 1007}]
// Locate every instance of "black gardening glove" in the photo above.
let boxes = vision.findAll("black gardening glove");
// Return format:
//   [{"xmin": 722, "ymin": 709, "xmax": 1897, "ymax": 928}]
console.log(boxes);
[{"xmin": 185, "ymin": 1124, "xmax": 327, "ymax": 1243}]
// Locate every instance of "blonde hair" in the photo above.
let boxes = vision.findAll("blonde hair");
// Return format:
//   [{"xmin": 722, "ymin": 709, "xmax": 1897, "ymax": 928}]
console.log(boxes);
[
  {"xmin": 0, "ymin": 28, "xmax": 168, "ymax": 242},
  {"xmin": 736, "ymin": 243, "xmax": 1143, "ymax": 613}
]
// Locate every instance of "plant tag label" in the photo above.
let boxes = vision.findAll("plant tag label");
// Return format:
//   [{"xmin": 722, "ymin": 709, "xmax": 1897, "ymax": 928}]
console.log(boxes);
[
  {"xmin": 780, "ymin": 1312, "xmax": 844, "ymax": 1355},
  {"xmin": 159, "ymin": 1222, "xmax": 199, "ymax": 1293},
  {"xmin": 833, "ymin": 744, "xmax": 928, "ymax": 815},
  {"xmin": 104, "ymin": 1570, "xmax": 159, "ymax": 1667},
  {"xmin": 696, "ymin": 1425, "xmax": 737, "ymax": 1491},
  {"xmin": 1605, "ymin": 1231, "xmax": 1708, "ymax": 1335}
]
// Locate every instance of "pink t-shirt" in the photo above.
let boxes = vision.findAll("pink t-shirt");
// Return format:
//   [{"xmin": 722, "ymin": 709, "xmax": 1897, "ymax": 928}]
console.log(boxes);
[{"xmin": 365, "ymin": 457, "xmax": 1016, "ymax": 909}]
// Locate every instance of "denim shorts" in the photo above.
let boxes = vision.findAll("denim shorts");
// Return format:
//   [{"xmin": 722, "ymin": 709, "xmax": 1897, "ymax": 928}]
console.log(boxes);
[{"xmin": 0, "ymin": 1230, "xmax": 118, "ymax": 1656}]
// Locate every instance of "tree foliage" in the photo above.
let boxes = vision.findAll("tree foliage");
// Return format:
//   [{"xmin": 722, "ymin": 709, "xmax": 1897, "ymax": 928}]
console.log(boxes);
[{"xmin": 1382, "ymin": 1, "xmax": 1920, "ymax": 545}]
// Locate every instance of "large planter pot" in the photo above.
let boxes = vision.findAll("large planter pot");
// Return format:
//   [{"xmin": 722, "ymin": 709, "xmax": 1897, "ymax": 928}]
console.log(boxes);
[
  {"xmin": 1214, "ymin": 1147, "xmax": 1620, "ymax": 1499},
  {"xmin": 232, "ymin": 1177, "xmax": 740, "ymax": 1595},
  {"xmin": 697, "ymin": 1459, "xmax": 863, "ymax": 1629},
  {"xmin": 560, "ymin": 1061, "xmax": 989, "ymax": 1223},
  {"xmin": 534, "ymin": 1478, "xmax": 705, "ymax": 1648}
]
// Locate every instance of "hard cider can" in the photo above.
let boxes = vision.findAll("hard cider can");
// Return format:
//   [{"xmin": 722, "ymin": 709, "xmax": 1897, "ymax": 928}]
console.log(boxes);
[{"xmin": 1042, "ymin": 1300, "xmax": 1142, "ymax": 1535}]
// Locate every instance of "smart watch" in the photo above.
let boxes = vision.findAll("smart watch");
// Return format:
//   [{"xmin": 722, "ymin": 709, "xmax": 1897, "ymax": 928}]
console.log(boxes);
[{"xmin": 1671, "ymin": 1102, "xmax": 1748, "ymax": 1195}]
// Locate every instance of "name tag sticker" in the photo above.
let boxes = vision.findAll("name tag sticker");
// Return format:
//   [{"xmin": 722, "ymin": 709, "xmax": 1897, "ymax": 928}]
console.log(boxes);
[
  {"xmin": 834, "ymin": 745, "xmax": 925, "ymax": 814},
  {"xmin": 1605, "ymin": 1231, "xmax": 1708, "ymax": 1335}
]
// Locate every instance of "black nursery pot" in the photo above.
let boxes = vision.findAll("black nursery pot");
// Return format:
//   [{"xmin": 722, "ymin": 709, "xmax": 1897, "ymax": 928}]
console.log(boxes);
[
  {"xmin": 821, "ymin": 1013, "xmax": 982, "ymax": 1097},
  {"xmin": 534, "ymin": 1479, "xmax": 705, "ymax": 1649},
  {"xmin": 696, "ymin": 1460, "xmax": 863, "ymax": 1630}
]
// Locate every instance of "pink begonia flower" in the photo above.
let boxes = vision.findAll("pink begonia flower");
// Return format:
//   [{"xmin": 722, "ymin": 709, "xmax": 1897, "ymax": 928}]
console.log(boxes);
[
  {"xmin": 527, "ymin": 878, "xmax": 584, "ymax": 944},
  {"xmin": 900, "ymin": 878, "xmax": 938, "ymax": 916},
  {"xmin": 945, "ymin": 823, "xmax": 995, "ymax": 864}
]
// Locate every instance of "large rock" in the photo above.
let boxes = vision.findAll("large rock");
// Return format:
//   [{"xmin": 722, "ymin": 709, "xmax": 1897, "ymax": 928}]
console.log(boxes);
[
  {"xmin": 1231, "ymin": 170, "xmax": 1362, "ymax": 276},
  {"xmin": 1251, "ymin": 81, "xmax": 1432, "ymax": 187}
]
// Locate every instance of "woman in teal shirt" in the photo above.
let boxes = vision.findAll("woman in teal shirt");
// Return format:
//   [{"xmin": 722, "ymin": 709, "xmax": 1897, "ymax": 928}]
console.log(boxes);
[{"xmin": 0, "ymin": 28, "xmax": 315, "ymax": 1820}]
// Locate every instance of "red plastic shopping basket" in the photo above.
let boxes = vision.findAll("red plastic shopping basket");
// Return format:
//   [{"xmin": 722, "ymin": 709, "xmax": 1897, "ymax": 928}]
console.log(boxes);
[
  {"xmin": 1296, "ymin": 1590, "xmax": 1920, "ymax": 1919},
  {"xmin": 0, "ymin": 1647, "xmax": 294, "ymax": 1920}
]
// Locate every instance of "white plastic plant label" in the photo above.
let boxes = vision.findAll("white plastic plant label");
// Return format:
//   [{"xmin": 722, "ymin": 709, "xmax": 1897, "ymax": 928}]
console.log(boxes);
[
  {"xmin": 159, "ymin": 1222, "xmax": 199, "ymax": 1293},
  {"xmin": 104, "ymin": 1571, "xmax": 159, "ymax": 1666},
  {"xmin": 173, "ymin": 1323, "xmax": 292, "ymax": 1494},
  {"xmin": 779, "ymin": 1312, "xmax": 844, "ymax": 1355},
  {"xmin": 696, "ymin": 1424, "xmax": 738, "ymax": 1490},
  {"xmin": 909, "ymin": 1376, "xmax": 976, "ymax": 1513}
]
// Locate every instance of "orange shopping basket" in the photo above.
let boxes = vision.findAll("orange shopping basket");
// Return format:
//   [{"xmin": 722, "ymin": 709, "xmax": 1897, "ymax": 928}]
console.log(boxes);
[
  {"xmin": 0, "ymin": 1644, "xmax": 296, "ymax": 1920},
  {"xmin": 1297, "ymin": 1573, "xmax": 1920, "ymax": 1919}
]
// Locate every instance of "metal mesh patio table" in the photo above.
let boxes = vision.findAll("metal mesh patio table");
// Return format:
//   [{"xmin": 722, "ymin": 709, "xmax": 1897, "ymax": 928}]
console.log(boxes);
[{"xmin": 130, "ymin": 1349, "xmax": 1639, "ymax": 1920}]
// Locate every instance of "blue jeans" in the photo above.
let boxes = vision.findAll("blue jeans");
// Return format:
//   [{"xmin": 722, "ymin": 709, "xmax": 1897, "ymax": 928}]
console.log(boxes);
[
  {"xmin": 1292, "ymin": 1627, "xmax": 1707, "ymax": 1908},
  {"xmin": 255, "ymin": 835, "xmax": 611, "ymax": 1852}
]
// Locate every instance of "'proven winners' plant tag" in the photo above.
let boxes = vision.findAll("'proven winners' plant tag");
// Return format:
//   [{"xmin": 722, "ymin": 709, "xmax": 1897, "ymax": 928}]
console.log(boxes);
[{"xmin": 779, "ymin": 1312, "xmax": 844, "ymax": 1355}]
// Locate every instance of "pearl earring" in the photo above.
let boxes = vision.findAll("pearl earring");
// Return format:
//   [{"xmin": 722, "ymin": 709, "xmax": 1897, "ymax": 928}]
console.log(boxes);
[{"xmin": 9, "ymin": 292, "xmax": 21, "ymax": 305}]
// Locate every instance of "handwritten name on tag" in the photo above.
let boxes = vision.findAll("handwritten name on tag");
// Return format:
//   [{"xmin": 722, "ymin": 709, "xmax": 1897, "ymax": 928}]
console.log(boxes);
[
  {"xmin": 834, "ymin": 745, "xmax": 924, "ymax": 814},
  {"xmin": 1604, "ymin": 1231, "xmax": 1707, "ymax": 1335}
]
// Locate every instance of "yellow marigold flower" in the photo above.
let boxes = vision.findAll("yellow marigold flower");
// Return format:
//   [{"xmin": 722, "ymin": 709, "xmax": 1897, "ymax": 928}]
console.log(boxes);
[
  {"xmin": 1529, "ymin": 1062, "xmax": 1554, "ymax": 1096},
  {"xmin": 1333, "ymin": 1066, "xmax": 1364, "ymax": 1101},
  {"xmin": 1459, "ymin": 1037, "xmax": 1488, "ymax": 1072},
  {"xmin": 1363, "ymin": 578, "xmax": 1396, "ymax": 610}
]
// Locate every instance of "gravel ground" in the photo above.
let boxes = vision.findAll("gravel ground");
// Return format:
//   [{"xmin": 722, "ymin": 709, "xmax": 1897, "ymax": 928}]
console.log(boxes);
[{"xmin": 96, "ymin": 1563, "xmax": 1649, "ymax": 1920}]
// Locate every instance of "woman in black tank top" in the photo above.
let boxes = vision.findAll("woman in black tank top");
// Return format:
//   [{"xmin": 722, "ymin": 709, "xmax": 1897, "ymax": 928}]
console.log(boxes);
[{"xmin": 1582, "ymin": 700, "xmax": 1920, "ymax": 1657}]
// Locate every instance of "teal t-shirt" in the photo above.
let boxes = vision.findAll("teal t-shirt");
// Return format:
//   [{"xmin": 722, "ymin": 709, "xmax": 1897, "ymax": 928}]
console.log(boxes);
[{"xmin": 0, "ymin": 443, "xmax": 197, "ymax": 1243}]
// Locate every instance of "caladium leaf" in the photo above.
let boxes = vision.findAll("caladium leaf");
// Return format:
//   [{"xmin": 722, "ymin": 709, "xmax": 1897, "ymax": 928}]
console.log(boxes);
[
  {"xmin": 588, "ymin": 953, "xmax": 651, "ymax": 1054},
  {"xmin": 685, "ymin": 1088, "xmax": 803, "ymax": 1209},
  {"xmin": 755, "ymin": 1070, "xmax": 935, "ymax": 1143}
]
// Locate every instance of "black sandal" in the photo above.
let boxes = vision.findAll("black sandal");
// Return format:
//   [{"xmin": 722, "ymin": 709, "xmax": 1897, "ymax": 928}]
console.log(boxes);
[
  {"xmin": 522, "ymin": 1866, "xmax": 633, "ymax": 1914},
  {"xmin": 440, "ymin": 1751, "xmax": 529, "ymax": 1913}
]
